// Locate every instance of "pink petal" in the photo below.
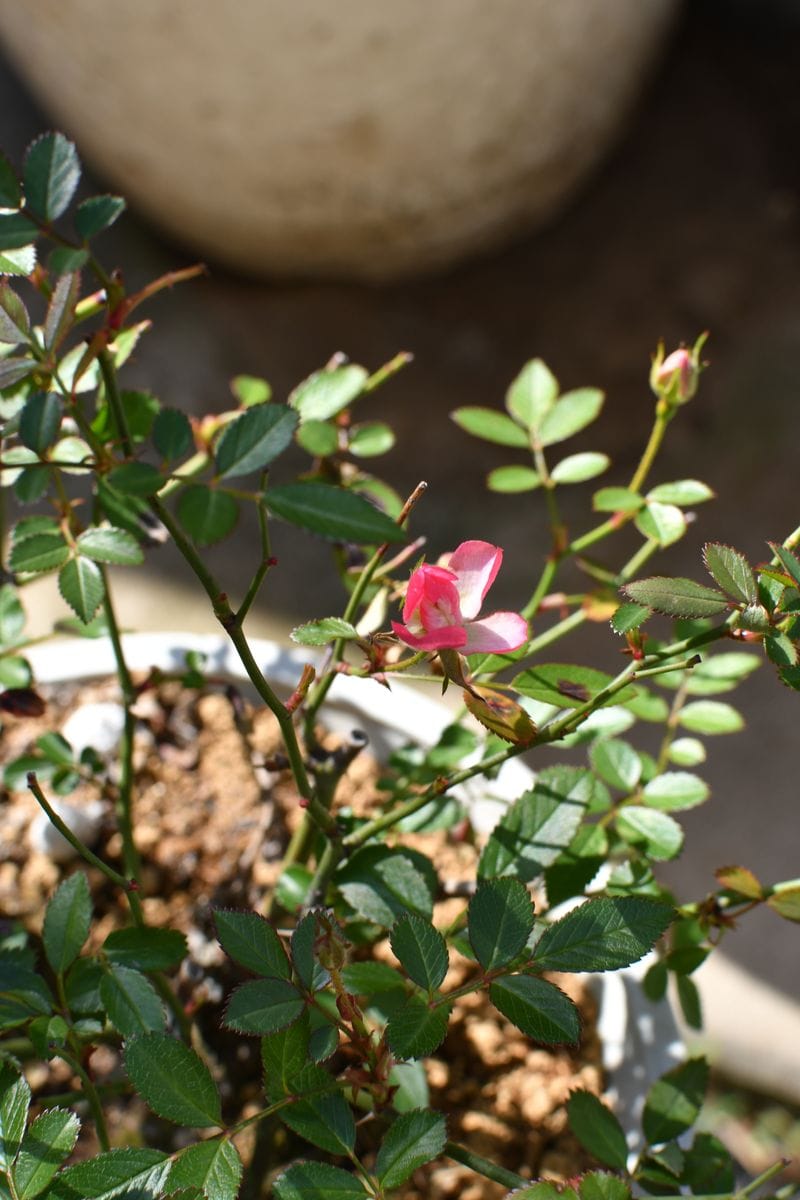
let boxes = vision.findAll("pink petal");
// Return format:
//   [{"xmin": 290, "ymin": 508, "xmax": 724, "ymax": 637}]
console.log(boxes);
[
  {"xmin": 447, "ymin": 541, "xmax": 503, "ymax": 620},
  {"xmin": 402, "ymin": 563, "xmax": 457, "ymax": 623},
  {"xmin": 462, "ymin": 611, "xmax": 528, "ymax": 654},
  {"xmin": 392, "ymin": 620, "xmax": 467, "ymax": 652}
]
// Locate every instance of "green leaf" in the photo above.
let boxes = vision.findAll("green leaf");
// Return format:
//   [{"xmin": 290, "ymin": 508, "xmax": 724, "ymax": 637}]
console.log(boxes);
[
  {"xmin": 168, "ymin": 1140, "xmax": 243, "ymax": 1200},
  {"xmin": 616, "ymin": 806, "xmax": 684, "ymax": 860},
  {"xmin": 76, "ymin": 527, "xmax": 144, "ymax": 566},
  {"xmin": 567, "ymin": 1090, "xmax": 629, "ymax": 1170},
  {"xmin": 74, "ymin": 195, "xmax": 126, "ymax": 238},
  {"xmin": 0, "ymin": 583, "xmax": 26, "ymax": 644},
  {"xmin": 281, "ymin": 1090, "xmax": 355, "ymax": 1157},
  {"xmin": 643, "ymin": 1058, "xmax": 708, "ymax": 1145},
  {"xmin": 386, "ymin": 995, "xmax": 451, "ymax": 1059},
  {"xmin": 0, "ymin": 247, "xmax": 35, "ymax": 278},
  {"xmin": 532, "ymin": 896, "xmax": 673, "ymax": 972},
  {"xmin": 512, "ymin": 663, "xmax": 636, "ymax": 708},
  {"xmin": 635, "ymin": 501, "xmax": 686, "ymax": 547},
  {"xmin": 348, "ymin": 421, "xmax": 395, "ymax": 457},
  {"xmin": 0, "ymin": 213, "xmax": 39, "ymax": 251},
  {"xmin": 0, "ymin": 963, "xmax": 54, "ymax": 1026},
  {"xmin": 551, "ymin": 452, "xmax": 610, "ymax": 484},
  {"xmin": 213, "ymin": 909, "xmax": 290, "ymax": 978},
  {"xmin": 100, "ymin": 966, "xmax": 165, "ymax": 1035},
  {"xmin": 262, "ymin": 1018, "xmax": 313, "ymax": 1097},
  {"xmin": 468, "ymin": 877, "xmax": 534, "ymax": 971},
  {"xmin": 289, "ymin": 364, "xmax": 368, "ymax": 422},
  {"xmin": 478, "ymin": 766, "xmax": 593, "ymax": 882},
  {"xmin": 0, "ymin": 1062, "xmax": 30, "ymax": 1171},
  {"xmin": 668, "ymin": 737, "xmax": 706, "ymax": 767},
  {"xmin": 296, "ymin": 419, "xmax": 339, "ymax": 457},
  {"xmin": 537, "ymin": 388, "xmax": 604, "ymax": 446},
  {"xmin": 43, "ymin": 272, "xmax": 79, "ymax": 351},
  {"xmin": 610, "ymin": 601, "xmax": 652, "ymax": 634},
  {"xmin": 59, "ymin": 557, "xmax": 104, "ymax": 623},
  {"xmin": 682, "ymin": 1132, "xmax": 735, "ymax": 1195},
  {"xmin": 676, "ymin": 971, "xmax": 703, "ymax": 1029},
  {"xmin": 578, "ymin": 1173, "xmax": 632, "ymax": 1200},
  {"xmin": 766, "ymin": 883, "xmax": 800, "ymax": 923},
  {"xmin": 680, "ymin": 651, "xmax": 760, "ymax": 695},
  {"xmin": 291, "ymin": 913, "xmax": 328, "ymax": 992},
  {"xmin": 390, "ymin": 915, "xmax": 448, "ymax": 992},
  {"xmin": 678, "ymin": 700, "xmax": 743, "ymax": 735},
  {"xmin": 486, "ymin": 465, "xmax": 541, "ymax": 493},
  {"xmin": 336, "ymin": 846, "xmax": 434, "ymax": 926},
  {"xmin": 47, "ymin": 246, "xmax": 89, "ymax": 276},
  {"xmin": 266, "ymin": 482, "xmax": 405, "ymax": 544},
  {"xmin": 642, "ymin": 772, "xmax": 709, "ymax": 811},
  {"xmin": 13, "ymin": 1109, "xmax": 79, "ymax": 1199},
  {"xmin": 24, "ymin": 133, "xmax": 81, "ymax": 221},
  {"xmin": 92, "ymin": 389, "xmax": 159, "ymax": 445},
  {"xmin": 766, "ymin": 633, "xmax": 798, "ymax": 668},
  {"xmin": 769, "ymin": 541, "xmax": 800, "ymax": 589},
  {"xmin": 291, "ymin": 618, "xmax": 359, "ymax": 646},
  {"xmin": 106, "ymin": 462, "xmax": 165, "ymax": 496},
  {"xmin": 489, "ymin": 974, "xmax": 579, "ymax": 1044},
  {"xmin": 621, "ymin": 577, "xmax": 728, "ymax": 619},
  {"xmin": 42, "ymin": 872, "xmax": 91, "ymax": 974},
  {"xmin": 230, "ymin": 374, "xmax": 271, "ymax": 407},
  {"xmin": 51, "ymin": 1148, "xmax": 170, "ymax": 1200},
  {"xmin": 152, "ymin": 408, "xmax": 193, "ymax": 461},
  {"xmin": 0, "ymin": 657, "xmax": 31, "ymax": 688},
  {"xmin": 0, "ymin": 283, "xmax": 30, "ymax": 344},
  {"xmin": 176, "ymin": 486, "xmax": 239, "ymax": 546},
  {"xmin": 0, "ymin": 151, "xmax": 21, "ymax": 208},
  {"xmin": 215, "ymin": 404, "xmax": 298, "ymax": 478},
  {"xmin": 8, "ymin": 532, "xmax": 68, "ymax": 575},
  {"xmin": 273, "ymin": 1161, "xmax": 368, "ymax": 1200},
  {"xmin": 703, "ymin": 542, "xmax": 757, "ymax": 604},
  {"xmin": 19, "ymin": 393, "xmax": 61, "ymax": 454},
  {"xmin": 124, "ymin": 1033, "xmax": 222, "ymax": 1127},
  {"xmin": 647, "ymin": 479, "xmax": 714, "ymax": 506},
  {"xmin": 389, "ymin": 1061, "xmax": 429, "ymax": 1113},
  {"xmin": 102, "ymin": 927, "xmax": 187, "ymax": 971},
  {"xmin": 64, "ymin": 957, "xmax": 104, "ymax": 1015},
  {"xmin": 341, "ymin": 962, "xmax": 405, "ymax": 998},
  {"xmin": 223, "ymin": 978, "xmax": 305, "ymax": 1034},
  {"xmin": 545, "ymin": 824, "xmax": 609, "ymax": 907},
  {"xmin": 376, "ymin": 1110, "xmax": 447, "ymax": 1189},
  {"xmin": 505, "ymin": 358, "xmax": 559, "ymax": 429},
  {"xmin": 592, "ymin": 487, "xmax": 643, "ymax": 513},
  {"xmin": 779, "ymin": 664, "xmax": 800, "ymax": 692},
  {"xmin": 450, "ymin": 406, "xmax": 529, "ymax": 447},
  {"xmin": 590, "ymin": 739, "xmax": 641, "ymax": 792}
]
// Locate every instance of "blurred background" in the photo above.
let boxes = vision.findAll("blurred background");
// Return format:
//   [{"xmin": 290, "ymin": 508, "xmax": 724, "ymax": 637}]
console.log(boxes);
[{"xmin": 0, "ymin": 0, "xmax": 797, "ymax": 1035}]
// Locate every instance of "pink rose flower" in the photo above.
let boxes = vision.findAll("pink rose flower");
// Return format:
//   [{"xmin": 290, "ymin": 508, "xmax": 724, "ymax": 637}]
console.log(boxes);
[{"xmin": 392, "ymin": 540, "xmax": 528, "ymax": 654}]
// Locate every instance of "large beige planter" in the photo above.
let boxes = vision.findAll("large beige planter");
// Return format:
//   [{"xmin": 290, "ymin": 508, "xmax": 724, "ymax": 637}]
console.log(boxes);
[{"xmin": 0, "ymin": 0, "xmax": 676, "ymax": 279}]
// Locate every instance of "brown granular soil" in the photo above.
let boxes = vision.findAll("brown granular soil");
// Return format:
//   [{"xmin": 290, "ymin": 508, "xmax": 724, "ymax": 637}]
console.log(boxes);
[{"xmin": 0, "ymin": 673, "xmax": 606, "ymax": 1197}]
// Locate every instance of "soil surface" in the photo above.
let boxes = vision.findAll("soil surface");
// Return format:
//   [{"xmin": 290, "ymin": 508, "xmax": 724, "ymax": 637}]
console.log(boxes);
[{"xmin": 1, "ymin": 674, "xmax": 607, "ymax": 1196}]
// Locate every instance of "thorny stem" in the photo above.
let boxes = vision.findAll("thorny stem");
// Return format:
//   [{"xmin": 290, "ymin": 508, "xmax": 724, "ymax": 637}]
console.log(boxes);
[
  {"xmin": 444, "ymin": 1141, "xmax": 528, "ymax": 1191},
  {"xmin": 27, "ymin": 773, "xmax": 131, "ymax": 891},
  {"xmin": 235, "ymin": 492, "xmax": 273, "ymax": 624},
  {"xmin": 100, "ymin": 567, "xmax": 142, "ymax": 884},
  {"xmin": 97, "ymin": 348, "xmax": 133, "ymax": 458},
  {"xmin": 28, "ymin": 773, "xmax": 192, "ymax": 1039},
  {"xmin": 303, "ymin": 479, "xmax": 428, "ymax": 737}
]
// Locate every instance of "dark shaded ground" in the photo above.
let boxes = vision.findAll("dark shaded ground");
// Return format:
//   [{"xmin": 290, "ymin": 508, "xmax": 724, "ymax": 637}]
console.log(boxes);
[{"xmin": 1, "ymin": 0, "xmax": 798, "ymax": 994}]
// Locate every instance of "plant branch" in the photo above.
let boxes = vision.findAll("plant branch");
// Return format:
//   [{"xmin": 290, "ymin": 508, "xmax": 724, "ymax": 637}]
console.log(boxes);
[{"xmin": 444, "ymin": 1141, "xmax": 528, "ymax": 1191}]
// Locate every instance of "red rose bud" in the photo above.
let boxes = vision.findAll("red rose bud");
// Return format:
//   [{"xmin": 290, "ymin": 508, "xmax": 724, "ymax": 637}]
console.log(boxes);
[{"xmin": 649, "ymin": 334, "xmax": 706, "ymax": 405}]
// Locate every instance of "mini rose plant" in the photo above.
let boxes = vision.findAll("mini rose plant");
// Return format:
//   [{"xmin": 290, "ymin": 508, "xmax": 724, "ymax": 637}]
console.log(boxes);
[{"xmin": 0, "ymin": 134, "xmax": 798, "ymax": 1200}]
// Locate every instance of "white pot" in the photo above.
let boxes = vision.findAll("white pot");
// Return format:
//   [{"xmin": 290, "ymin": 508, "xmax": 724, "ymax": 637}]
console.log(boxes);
[
  {"xmin": 0, "ymin": 0, "xmax": 677, "ymax": 279},
  {"xmin": 25, "ymin": 631, "xmax": 682, "ymax": 1157}
]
